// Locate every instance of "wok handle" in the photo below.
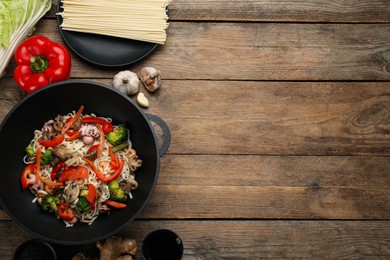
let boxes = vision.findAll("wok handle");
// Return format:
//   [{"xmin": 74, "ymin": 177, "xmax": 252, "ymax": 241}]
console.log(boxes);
[{"xmin": 146, "ymin": 114, "xmax": 171, "ymax": 157}]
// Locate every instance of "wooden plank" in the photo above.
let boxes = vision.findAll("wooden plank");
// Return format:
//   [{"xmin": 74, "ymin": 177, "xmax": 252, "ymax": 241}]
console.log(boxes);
[
  {"xmin": 0, "ymin": 220, "xmax": 390, "ymax": 259},
  {"xmin": 149, "ymin": 81, "xmax": 390, "ymax": 156},
  {"xmin": 1, "ymin": 154, "xmax": 389, "ymax": 220},
  {"xmin": 138, "ymin": 155, "xmax": 390, "ymax": 220},
  {"xmin": 49, "ymin": 0, "xmax": 390, "ymax": 22},
  {"xmin": 5, "ymin": 20, "xmax": 390, "ymax": 81},
  {"xmin": 2, "ymin": 80, "xmax": 390, "ymax": 156}
]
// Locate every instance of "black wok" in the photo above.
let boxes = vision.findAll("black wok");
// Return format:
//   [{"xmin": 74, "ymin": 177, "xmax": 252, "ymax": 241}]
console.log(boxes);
[{"xmin": 0, "ymin": 80, "xmax": 170, "ymax": 245}]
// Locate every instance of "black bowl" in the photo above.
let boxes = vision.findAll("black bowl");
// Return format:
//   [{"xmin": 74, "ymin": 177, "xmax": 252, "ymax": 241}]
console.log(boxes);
[{"xmin": 0, "ymin": 80, "xmax": 170, "ymax": 245}]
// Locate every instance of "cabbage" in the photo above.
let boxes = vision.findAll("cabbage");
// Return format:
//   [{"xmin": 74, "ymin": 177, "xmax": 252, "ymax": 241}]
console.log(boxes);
[{"xmin": 0, "ymin": 0, "xmax": 51, "ymax": 77}]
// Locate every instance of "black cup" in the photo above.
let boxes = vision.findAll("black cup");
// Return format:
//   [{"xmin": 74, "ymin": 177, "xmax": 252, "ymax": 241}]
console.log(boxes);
[
  {"xmin": 142, "ymin": 229, "xmax": 183, "ymax": 260},
  {"xmin": 13, "ymin": 239, "xmax": 57, "ymax": 260}
]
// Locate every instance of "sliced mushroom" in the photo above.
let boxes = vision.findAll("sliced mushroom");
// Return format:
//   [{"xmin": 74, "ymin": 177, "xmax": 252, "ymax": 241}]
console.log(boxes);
[
  {"xmin": 64, "ymin": 181, "xmax": 80, "ymax": 203},
  {"xmin": 65, "ymin": 156, "xmax": 80, "ymax": 167},
  {"xmin": 125, "ymin": 149, "xmax": 142, "ymax": 172},
  {"xmin": 120, "ymin": 179, "xmax": 138, "ymax": 193},
  {"xmin": 128, "ymin": 155, "xmax": 142, "ymax": 172},
  {"xmin": 53, "ymin": 115, "xmax": 64, "ymax": 132},
  {"xmin": 53, "ymin": 146, "xmax": 70, "ymax": 161}
]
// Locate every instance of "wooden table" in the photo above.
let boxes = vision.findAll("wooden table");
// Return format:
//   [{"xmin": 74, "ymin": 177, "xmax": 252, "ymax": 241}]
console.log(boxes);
[{"xmin": 1, "ymin": 0, "xmax": 390, "ymax": 259}]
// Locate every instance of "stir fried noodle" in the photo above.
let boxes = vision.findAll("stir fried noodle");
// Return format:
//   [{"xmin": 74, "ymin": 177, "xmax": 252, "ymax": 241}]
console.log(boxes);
[{"xmin": 21, "ymin": 105, "xmax": 142, "ymax": 227}]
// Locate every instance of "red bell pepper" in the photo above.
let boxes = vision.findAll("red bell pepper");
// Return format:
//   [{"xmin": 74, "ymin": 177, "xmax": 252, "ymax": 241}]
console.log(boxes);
[
  {"xmin": 66, "ymin": 131, "xmax": 81, "ymax": 141},
  {"xmin": 105, "ymin": 199, "xmax": 127, "ymax": 209},
  {"xmin": 86, "ymin": 184, "xmax": 97, "ymax": 209},
  {"xmin": 81, "ymin": 116, "xmax": 113, "ymax": 134},
  {"xmin": 39, "ymin": 135, "xmax": 64, "ymax": 147},
  {"xmin": 87, "ymin": 144, "xmax": 99, "ymax": 154},
  {"xmin": 58, "ymin": 166, "xmax": 89, "ymax": 183},
  {"xmin": 51, "ymin": 162, "xmax": 66, "ymax": 181},
  {"xmin": 102, "ymin": 122, "xmax": 114, "ymax": 134},
  {"xmin": 58, "ymin": 202, "xmax": 75, "ymax": 220},
  {"xmin": 96, "ymin": 124, "xmax": 105, "ymax": 157},
  {"xmin": 21, "ymin": 164, "xmax": 36, "ymax": 189},
  {"xmin": 82, "ymin": 157, "xmax": 124, "ymax": 183},
  {"xmin": 108, "ymin": 146, "xmax": 120, "ymax": 169},
  {"xmin": 35, "ymin": 147, "xmax": 63, "ymax": 187},
  {"xmin": 14, "ymin": 35, "xmax": 71, "ymax": 93},
  {"xmin": 61, "ymin": 105, "xmax": 84, "ymax": 135}
]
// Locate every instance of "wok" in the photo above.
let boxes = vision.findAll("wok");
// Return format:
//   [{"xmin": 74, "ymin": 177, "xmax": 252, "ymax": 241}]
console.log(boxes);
[{"xmin": 0, "ymin": 80, "xmax": 170, "ymax": 245}]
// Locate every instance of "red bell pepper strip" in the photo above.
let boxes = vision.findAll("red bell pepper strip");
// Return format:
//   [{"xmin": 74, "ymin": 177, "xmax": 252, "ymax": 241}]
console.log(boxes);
[
  {"xmin": 66, "ymin": 131, "xmax": 81, "ymax": 141},
  {"xmin": 14, "ymin": 35, "xmax": 71, "ymax": 93},
  {"xmin": 86, "ymin": 184, "xmax": 97, "ymax": 209},
  {"xmin": 58, "ymin": 202, "xmax": 75, "ymax": 220},
  {"xmin": 35, "ymin": 147, "xmax": 63, "ymax": 187},
  {"xmin": 21, "ymin": 164, "xmax": 36, "ymax": 189},
  {"xmin": 51, "ymin": 162, "xmax": 66, "ymax": 181},
  {"xmin": 102, "ymin": 122, "xmax": 114, "ymax": 134},
  {"xmin": 105, "ymin": 199, "xmax": 127, "ymax": 209},
  {"xmin": 61, "ymin": 105, "xmax": 84, "ymax": 135},
  {"xmin": 108, "ymin": 146, "xmax": 120, "ymax": 169},
  {"xmin": 81, "ymin": 117, "xmax": 108, "ymax": 124},
  {"xmin": 82, "ymin": 157, "xmax": 124, "ymax": 183},
  {"xmin": 87, "ymin": 144, "xmax": 99, "ymax": 154},
  {"xmin": 39, "ymin": 135, "xmax": 64, "ymax": 147},
  {"xmin": 81, "ymin": 117, "xmax": 113, "ymax": 134},
  {"xmin": 58, "ymin": 166, "xmax": 89, "ymax": 183},
  {"xmin": 96, "ymin": 124, "xmax": 105, "ymax": 157}
]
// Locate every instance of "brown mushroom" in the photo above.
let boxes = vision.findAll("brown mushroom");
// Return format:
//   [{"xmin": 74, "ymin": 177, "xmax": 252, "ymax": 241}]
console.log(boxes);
[
  {"xmin": 96, "ymin": 236, "xmax": 137, "ymax": 260},
  {"xmin": 65, "ymin": 156, "xmax": 80, "ymax": 167},
  {"xmin": 52, "ymin": 146, "xmax": 70, "ymax": 161},
  {"xmin": 64, "ymin": 181, "xmax": 80, "ymax": 203},
  {"xmin": 53, "ymin": 115, "xmax": 64, "ymax": 132},
  {"xmin": 120, "ymin": 179, "xmax": 138, "ymax": 193}
]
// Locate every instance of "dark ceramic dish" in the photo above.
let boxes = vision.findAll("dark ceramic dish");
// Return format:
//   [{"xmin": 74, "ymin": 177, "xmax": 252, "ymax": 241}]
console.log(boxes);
[
  {"xmin": 56, "ymin": 0, "xmax": 158, "ymax": 67},
  {"xmin": 0, "ymin": 80, "xmax": 170, "ymax": 245}
]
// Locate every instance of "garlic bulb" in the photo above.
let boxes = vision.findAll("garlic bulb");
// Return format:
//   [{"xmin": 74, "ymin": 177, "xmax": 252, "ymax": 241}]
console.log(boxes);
[
  {"xmin": 112, "ymin": 70, "xmax": 140, "ymax": 95},
  {"xmin": 140, "ymin": 67, "xmax": 161, "ymax": 92}
]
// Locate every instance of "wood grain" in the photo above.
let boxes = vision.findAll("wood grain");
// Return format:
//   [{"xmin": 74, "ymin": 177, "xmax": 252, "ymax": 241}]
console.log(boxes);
[
  {"xmin": 1, "ymin": 154, "xmax": 389, "ymax": 220},
  {"xmin": 5, "ymin": 20, "xmax": 390, "ymax": 81},
  {"xmin": 0, "ymin": 220, "xmax": 390, "ymax": 259},
  {"xmin": 49, "ymin": 0, "xmax": 390, "ymax": 22},
  {"xmin": 3, "ymin": 80, "xmax": 390, "ymax": 156}
]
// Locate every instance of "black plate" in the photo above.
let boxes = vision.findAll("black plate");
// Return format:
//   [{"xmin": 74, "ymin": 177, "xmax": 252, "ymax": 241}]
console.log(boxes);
[{"xmin": 56, "ymin": 1, "xmax": 157, "ymax": 67}]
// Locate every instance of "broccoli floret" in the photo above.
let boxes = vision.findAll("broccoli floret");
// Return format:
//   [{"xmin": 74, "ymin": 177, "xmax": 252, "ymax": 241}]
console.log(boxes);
[
  {"xmin": 41, "ymin": 194, "xmax": 60, "ymax": 213},
  {"xmin": 108, "ymin": 180, "xmax": 128, "ymax": 202},
  {"xmin": 76, "ymin": 196, "xmax": 91, "ymax": 213},
  {"xmin": 25, "ymin": 145, "xmax": 35, "ymax": 157},
  {"xmin": 106, "ymin": 124, "xmax": 128, "ymax": 146},
  {"xmin": 41, "ymin": 149, "xmax": 54, "ymax": 166}
]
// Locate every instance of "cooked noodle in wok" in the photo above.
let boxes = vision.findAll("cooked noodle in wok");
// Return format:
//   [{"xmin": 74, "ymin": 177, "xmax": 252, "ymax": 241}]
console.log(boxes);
[{"xmin": 21, "ymin": 105, "xmax": 142, "ymax": 227}]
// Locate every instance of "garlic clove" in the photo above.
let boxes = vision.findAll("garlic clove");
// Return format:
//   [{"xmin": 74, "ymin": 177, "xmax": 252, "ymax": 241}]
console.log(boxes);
[
  {"xmin": 136, "ymin": 92, "xmax": 149, "ymax": 108},
  {"xmin": 140, "ymin": 67, "xmax": 161, "ymax": 92},
  {"xmin": 112, "ymin": 70, "xmax": 139, "ymax": 95}
]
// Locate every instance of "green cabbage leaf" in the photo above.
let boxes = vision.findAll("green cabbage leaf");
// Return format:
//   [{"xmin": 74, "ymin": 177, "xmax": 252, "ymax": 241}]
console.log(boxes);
[{"xmin": 0, "ymin": 0, "xmax": 51, "ymax": 77}]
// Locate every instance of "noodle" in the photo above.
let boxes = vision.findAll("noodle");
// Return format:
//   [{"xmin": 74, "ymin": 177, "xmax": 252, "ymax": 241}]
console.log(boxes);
[
  {"xmin": 21, "ymin": 106, "xmax": 142, "ymax": 226},
  {"xmin": 57, "ymin": 0, "xmax": 171, "ymax": 44}
]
